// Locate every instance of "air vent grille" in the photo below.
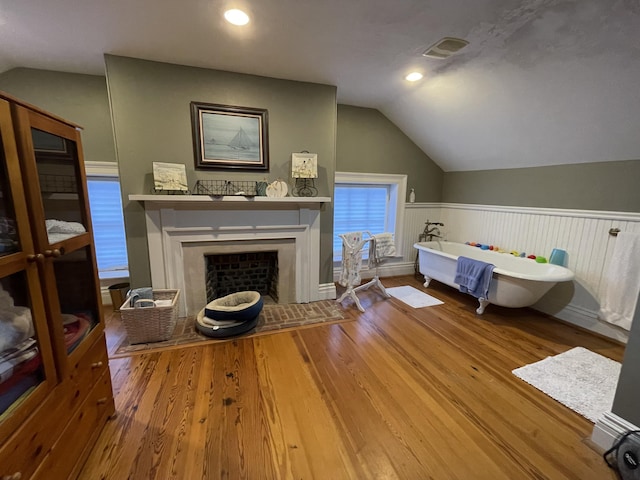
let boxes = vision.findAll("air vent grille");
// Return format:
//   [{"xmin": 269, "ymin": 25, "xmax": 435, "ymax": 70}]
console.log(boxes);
[{"xmin": 422, "ymin": 37, "xmax": 469, "ymax": 59}]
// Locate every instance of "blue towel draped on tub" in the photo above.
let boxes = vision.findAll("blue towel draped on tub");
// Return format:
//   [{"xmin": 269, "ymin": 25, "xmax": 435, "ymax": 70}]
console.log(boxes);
[{"xmin": 454, "ymin": 256, "xmax": 495, "ymax": 300}]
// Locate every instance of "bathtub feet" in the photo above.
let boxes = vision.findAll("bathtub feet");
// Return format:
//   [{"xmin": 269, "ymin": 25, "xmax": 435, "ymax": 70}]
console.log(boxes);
[
  {"xmin": 476, "ymin": 298, "xmax": 490, "ymax": 315},
  {"xmin": 423, "ymin": 276, "xmax": 432, "ymax": 288}
]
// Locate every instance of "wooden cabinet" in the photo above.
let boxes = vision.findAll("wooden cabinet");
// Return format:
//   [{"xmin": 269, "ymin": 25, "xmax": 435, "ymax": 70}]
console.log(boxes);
[{"xmin": 0, "ymin": 91, "xmax": 114, "ymax": 480}]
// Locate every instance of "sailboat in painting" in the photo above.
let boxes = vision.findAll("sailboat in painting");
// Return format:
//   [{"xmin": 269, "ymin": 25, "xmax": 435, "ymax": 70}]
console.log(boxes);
[{"xmin": 228, "ymin": 127, "xmax": 253, "ymax": 150}]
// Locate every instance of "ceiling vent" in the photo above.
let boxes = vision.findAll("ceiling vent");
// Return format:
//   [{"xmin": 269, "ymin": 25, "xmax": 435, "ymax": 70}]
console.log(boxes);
[{"xmin": 422, "ymin": 37, "xmax": 469, "ymax": 59}]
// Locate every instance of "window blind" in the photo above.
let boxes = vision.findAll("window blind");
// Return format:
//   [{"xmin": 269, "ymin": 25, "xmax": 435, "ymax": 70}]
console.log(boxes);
[
  {"xmin": 87, "ymin": 178, "xmax": 129, "ymax": 274},
  {"xmin": 333, "ymin": 184, "xmax": 390, "ymax": 258}
]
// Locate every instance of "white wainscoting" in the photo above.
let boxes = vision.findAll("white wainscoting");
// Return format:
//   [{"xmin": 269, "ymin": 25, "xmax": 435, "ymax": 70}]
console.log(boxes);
[
  {"xmin": 437, "ymin": 203, "xmax": 640, "ymax": 342},
  {"xmin": 338, "ymin": 202, "xmax": 638, "ymax": 341}
]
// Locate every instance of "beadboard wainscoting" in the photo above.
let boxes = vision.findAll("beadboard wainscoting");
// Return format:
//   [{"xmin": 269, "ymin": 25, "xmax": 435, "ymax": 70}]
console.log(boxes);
[
  {"xmin": 438, "ymin": 203, "xmax": 640, "ymax": 342},
  {"xmin": 337, "ymin": 202, "xmax": 639, "ymax": 342}
]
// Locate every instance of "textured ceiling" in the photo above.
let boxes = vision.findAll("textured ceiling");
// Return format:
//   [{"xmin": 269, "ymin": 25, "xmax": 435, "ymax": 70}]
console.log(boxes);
[{"xmin": 1, "ymin": 0, "xmax": 639, "ymax": 171}]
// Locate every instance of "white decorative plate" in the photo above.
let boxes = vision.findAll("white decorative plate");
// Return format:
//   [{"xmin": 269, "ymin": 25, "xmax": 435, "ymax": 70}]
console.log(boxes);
[{"xmin": 266, "ymin": 180, "xmax": 288, "ymax": 198}]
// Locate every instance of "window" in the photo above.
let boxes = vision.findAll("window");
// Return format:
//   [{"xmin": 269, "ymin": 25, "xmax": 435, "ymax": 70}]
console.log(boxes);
[
  {"xmin": 85, "ymin": 162, "xmax": 129, "ymax": 278},
  {"xmin": 333, "ymin": 172, "xmax": 406, "ymax": 261}
]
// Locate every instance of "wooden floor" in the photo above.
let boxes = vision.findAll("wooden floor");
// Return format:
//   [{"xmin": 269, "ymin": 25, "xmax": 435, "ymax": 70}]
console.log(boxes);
[{"xmin": 80, "ymin": 275, "xmax": 623, "ymax": 479}]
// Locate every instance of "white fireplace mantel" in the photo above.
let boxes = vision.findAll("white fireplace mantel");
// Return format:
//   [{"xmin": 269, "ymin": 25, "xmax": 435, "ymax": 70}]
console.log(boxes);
[
  {"xmin": 130, "ymin": 194, "xmax": 331, "ymax": 316},
  {"xmin": 129, "ymin": 194, "xmax": 331, "ymax": 206}
]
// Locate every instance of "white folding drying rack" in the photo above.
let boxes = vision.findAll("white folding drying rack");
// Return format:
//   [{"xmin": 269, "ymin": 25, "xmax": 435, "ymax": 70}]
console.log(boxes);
[{"xmin": 336, "ymin": 231, "xmax": 391, "ymax": 312}]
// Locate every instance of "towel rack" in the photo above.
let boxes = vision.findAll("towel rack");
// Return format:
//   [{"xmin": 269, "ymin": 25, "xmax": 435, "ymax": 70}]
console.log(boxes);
[
  {"xmin": 337, "ymin": 232, "xmax": 391, "ymax": 312},
  {"xmin": 609, "ymin": 228, "xmax": 621, "ymax": 237}
]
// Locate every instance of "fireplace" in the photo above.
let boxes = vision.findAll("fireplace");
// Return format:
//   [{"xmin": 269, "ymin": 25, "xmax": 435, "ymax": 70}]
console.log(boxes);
[
  {"xmin": 130, "ymin": 195, "xmax": 333, "ymax": 316},
  {"xmin": 205, "ymin": 251, "xmax": 279, "ymax": 302},
  {"xmin": 181, "ymin": 238, "xmax": 296, "ymax": 316}
]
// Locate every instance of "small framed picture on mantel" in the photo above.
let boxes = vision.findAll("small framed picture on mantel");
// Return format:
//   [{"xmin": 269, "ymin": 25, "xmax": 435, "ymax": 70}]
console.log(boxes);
[
  {"xmin": 152, "ymin": 162, "xmax": 189, "ymax": 193},
  {"xmin": 190, "ymin": 101, "xmax": 269, "ymax": 171}
]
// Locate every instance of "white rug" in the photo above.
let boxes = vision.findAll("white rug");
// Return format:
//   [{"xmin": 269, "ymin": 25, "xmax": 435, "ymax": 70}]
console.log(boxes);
[
  {"xmin": 385, "ymin": 286, "xmax": 444, "ymax": 308},
  {"xmin": 512, "ymin": 347, "xmax": 621, "ymax": 422}
]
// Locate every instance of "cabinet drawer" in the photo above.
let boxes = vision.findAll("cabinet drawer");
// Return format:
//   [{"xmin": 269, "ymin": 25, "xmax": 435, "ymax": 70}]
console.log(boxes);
[
  {"xmin": 31, "ymin": 371, "xmax": 114, "ymax": 480},
  {"xmin": 0, "ymin": 385, "xmax": 65, "ymax": 480},
  {"xmin": 0, "ymin": 337, "xmax": 112, "ymax": 480},
  {"xmin": 65, "ymin": 335, "xmax": 109, "ymax": 410}
]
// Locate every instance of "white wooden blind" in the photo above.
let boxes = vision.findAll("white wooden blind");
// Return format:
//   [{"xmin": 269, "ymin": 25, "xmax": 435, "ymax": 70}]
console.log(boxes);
[
  {"xmin": 87, "ymin": 178, "xmax": 129, "ymax": 274},
  {"xmin": 333, "ymin": 184, "xmax": 390, "ymax": 257}
]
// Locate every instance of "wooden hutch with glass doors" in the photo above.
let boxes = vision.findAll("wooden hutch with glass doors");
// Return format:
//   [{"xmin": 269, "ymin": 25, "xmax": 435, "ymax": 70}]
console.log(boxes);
[{"xmin": 0, "ymin": 91, "xmax": 114, "ymax": 480}]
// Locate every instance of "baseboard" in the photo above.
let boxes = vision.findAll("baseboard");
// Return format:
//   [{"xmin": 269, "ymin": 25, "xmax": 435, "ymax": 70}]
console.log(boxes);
[
  {"xmin": 592, "ymin": 411, "xmax": 640, "ymax": 451},
  {"xmin": 534, "ymin": 300, "xmax": 629, "ymax": 344},
  {"xmin": 332, "ymin": 261, "xmax": 415, "ymax": 283},
  {"xmin": 317, "ymin": 282, "xmax": 337, "ymax": 300}
]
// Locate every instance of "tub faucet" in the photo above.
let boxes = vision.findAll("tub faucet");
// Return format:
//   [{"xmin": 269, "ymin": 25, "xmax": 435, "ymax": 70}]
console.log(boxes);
[{"xmin": 421, "ymin": 220, "xmax": 444, "ymax": 242}]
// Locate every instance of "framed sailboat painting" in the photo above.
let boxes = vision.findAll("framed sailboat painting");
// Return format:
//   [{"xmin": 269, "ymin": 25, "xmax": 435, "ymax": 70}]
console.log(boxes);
[{"xmin": 190, "ymin": 101, "xmax": 269, "ymax": 171}]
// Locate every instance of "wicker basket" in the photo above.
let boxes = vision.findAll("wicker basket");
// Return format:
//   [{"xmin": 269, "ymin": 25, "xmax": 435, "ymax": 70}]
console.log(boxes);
[{"xmin": 119, "ymin": 289, "xmax": 180, "ymax": 344}]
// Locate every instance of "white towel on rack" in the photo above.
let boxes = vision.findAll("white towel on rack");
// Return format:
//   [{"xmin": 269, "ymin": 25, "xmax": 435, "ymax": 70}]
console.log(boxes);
[
  {"xmin": 598, "ymin": 232, "xmax": 640, "ymax": 331},
  {"xmin": 339, "ymin": 232, "xmax": 364, "ymax": 287},
  {"xmin": 370, "ymin": 233, "xmax": 396, "ymax": 262}
]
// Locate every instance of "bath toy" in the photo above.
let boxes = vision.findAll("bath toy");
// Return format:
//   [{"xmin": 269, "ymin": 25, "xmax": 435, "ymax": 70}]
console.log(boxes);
[
  {"xmin": 470, "ymin": 242, "xmax": 477, "ymax": 246},
  {"xmin": 535, "ymin": 256, "xmax": 548, "ymax": 263},
  {"xmin": 481, "ymin": 245, "xmax": 489, "ymax": 250},
  {"xmin": 519, "ymin": 252, "xmax": 526, "ymax": 257},
  {"xmin": 527, "ymin": 254, "xmax": 536, "ymax": 259},
  {"xmin": 510, "ymin": 250, "xmax": 519, "ymax": 256},
  {"xmin": 489, "ymin": 245, "xmax": 494, "ymax": 250},
  {"xmin": 465, "ymin": 241, "xmax": 470, "ymax": 245}
]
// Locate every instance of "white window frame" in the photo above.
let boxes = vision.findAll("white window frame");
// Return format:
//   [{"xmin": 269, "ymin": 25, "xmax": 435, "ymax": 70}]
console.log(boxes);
[
  {"xmin": 334, "ymin": 171, "xmax": 407, "ymax": 261},
  {"xmin": 84, "ymin": 161, "xmax": 129, "ymax": 280}
]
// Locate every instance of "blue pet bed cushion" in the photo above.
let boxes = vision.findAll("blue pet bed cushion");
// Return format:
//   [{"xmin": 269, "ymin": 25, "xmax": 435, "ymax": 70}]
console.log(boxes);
[
  {"xmin": 196, "ymin": 308, "xmax": 259, "ymax": 338},
  {"xmin": 204, "ymin": 291, "xmax": 263, "ymax": 321}
]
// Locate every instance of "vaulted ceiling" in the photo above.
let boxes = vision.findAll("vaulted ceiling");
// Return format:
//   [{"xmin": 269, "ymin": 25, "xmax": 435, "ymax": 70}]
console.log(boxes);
[{"xmin": 1, "ymin": 0, "xmax": 639, "ymax": 171}]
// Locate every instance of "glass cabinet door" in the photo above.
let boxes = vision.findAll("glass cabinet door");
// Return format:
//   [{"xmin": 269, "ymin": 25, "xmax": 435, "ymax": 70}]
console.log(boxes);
[
  {"xmin": 15, "ymin": 107, "xmax": 102, "ymax": 362},
  {"xmin": 0, "ymin": 270, "xmax": 49, "ymax": 417},
  {"xmin": 0, "ymin": 99, "xmax": 56, "ymax": 429},
  {"xmin": 31, "ymin": 128, "xmax": 88, "ymax": 245},
  {"xmin": 51, "ymin": 246, "xmax": 100, "ymax": 354}
]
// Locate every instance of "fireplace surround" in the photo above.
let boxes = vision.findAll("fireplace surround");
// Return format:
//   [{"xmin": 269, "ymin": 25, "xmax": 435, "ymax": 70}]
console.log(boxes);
[{"xmin": 130, "ymin": 195, "xmax": 332, "ymax": 316}]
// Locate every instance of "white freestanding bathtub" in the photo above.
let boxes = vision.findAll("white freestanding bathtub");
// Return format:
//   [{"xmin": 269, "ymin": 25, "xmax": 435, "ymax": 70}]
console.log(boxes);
[{"xmin": 414, "ymin": 241, "xmax": 574, "ymax": 314}]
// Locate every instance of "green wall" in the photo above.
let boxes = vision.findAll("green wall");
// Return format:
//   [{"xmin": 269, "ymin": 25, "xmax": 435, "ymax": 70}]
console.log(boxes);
[
  {"xmin": 104, "ymin": 55, "xmax": 337, "ymax": 287},
  {"xmin": 443, "ymin": 160, "xmax": 640, "ymax": 212},
  {"xmin": 0, "ymin": 68, "xmax": 116, "ymax": 165},
  {"xmin": 336, "ymin": 105, "xmax": 443, "ymax": 202}
]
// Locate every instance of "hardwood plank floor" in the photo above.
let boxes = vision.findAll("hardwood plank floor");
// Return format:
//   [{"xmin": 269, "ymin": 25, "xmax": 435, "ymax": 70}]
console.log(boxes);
[{"xmin": 81, "ymin": 275, "xmax": 623, "ymax": 479}]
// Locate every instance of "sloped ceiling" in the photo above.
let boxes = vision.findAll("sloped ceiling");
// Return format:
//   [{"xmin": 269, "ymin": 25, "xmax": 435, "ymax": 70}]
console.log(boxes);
[{"xmin": 0, "ymin": 0, "xmax": 638, "ymax": 171}]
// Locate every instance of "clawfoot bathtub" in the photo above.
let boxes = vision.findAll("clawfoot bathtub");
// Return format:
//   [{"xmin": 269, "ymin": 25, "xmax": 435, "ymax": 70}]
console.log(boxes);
[{"xmin": 414, "ymin": 241, "xmax": 574, "ymax": 314}]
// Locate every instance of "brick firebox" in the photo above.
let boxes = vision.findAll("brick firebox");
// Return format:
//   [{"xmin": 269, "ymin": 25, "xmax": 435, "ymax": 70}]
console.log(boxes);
[{"xmin": 205, "ymin": 251, "xmax": 279, "ymax": 303}]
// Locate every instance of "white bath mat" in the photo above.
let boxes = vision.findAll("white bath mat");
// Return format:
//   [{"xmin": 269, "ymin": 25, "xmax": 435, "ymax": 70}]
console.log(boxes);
[
  {"xmin": 385, "ymin": 286, "xmax": 444, "ymax": 309},
  {"xmin": 512, "ymin": 347, "xmax": 621, "ymax": 422}
]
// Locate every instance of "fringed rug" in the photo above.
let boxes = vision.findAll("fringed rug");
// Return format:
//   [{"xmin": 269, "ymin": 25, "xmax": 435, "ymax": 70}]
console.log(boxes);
[
  {"xmin": 112, "ymin": 300, "xmax": 348, "ymax": 358},
  {"xmin": 512, "ymin": 347, "xmax": 621, "ymax": 422}
]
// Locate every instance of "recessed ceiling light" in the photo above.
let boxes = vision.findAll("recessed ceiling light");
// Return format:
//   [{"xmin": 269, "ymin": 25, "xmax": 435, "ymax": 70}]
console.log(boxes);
[
  {"xmin": 224, "ymin": 9, "xmax": 249, "ymax": 26},
  {"xmin": 405, "ymin": 72, "xmax": 423, "ymax": 82}
]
